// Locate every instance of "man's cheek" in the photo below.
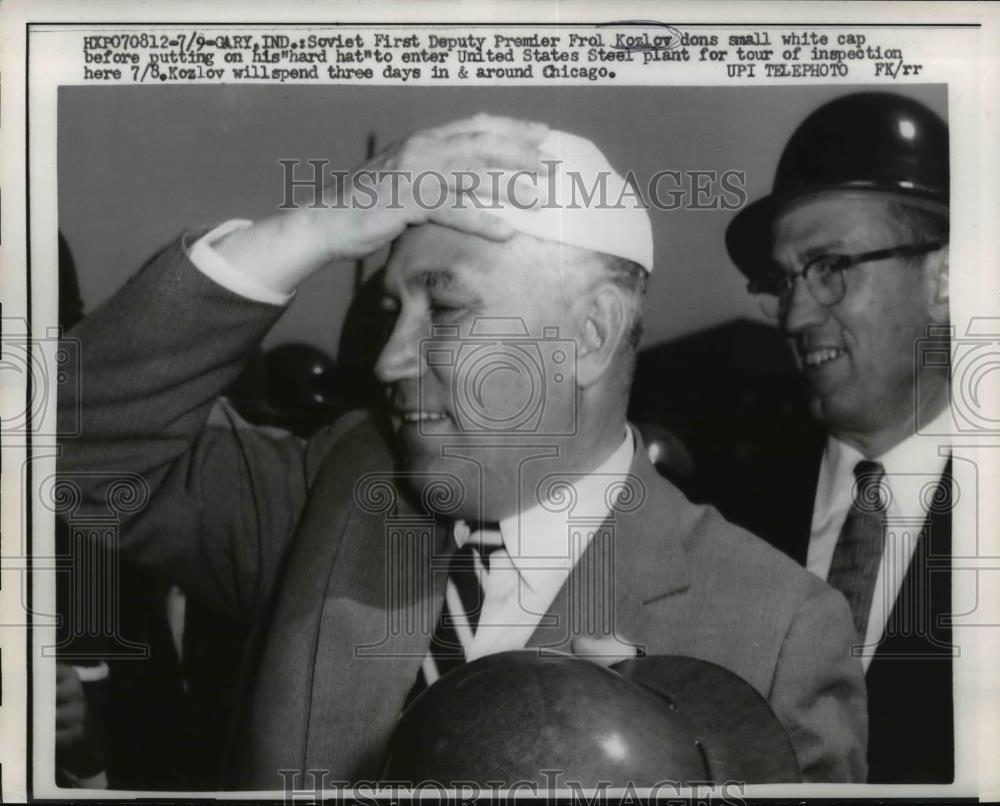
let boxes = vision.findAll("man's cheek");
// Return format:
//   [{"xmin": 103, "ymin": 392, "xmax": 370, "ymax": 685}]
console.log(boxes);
[{"xmin": 481, "ymin": 368, "xmax": 533, "ymax": 422}]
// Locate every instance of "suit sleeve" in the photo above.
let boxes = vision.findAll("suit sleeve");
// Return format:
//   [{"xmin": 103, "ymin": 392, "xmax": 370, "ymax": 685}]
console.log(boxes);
[
  {"xmin": 57, "ymin": 232, "xmax": 317, "ymax": 625},
  {"xmin": 768, "ymin": 582, "xmax": 869, "ymax": 782}
]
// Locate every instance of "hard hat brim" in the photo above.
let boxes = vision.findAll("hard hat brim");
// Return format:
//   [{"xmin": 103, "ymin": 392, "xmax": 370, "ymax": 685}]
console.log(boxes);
[{"xmin": 725, "ymin": 182, "xmax": 949, "ymax": 285}]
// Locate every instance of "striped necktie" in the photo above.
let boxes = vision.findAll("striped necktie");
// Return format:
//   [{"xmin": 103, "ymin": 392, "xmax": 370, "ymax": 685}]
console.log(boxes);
[
  {"xmin": 827, "ymin": 460, "xmax": 888, "ymax": 638},
  {"xmin": 405, "ymin": 521, "xmax": 503, "ymax": 705}
]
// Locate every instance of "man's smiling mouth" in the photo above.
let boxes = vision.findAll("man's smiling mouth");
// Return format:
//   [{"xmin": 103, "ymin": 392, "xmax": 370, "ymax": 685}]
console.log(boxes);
[
  {"xmin": 801, "ymin": 347, "xmax": 846, "ymax": 368},
  {"xmin": 397, "ymin": 410, "xmax": 450, "ymax": 424}
]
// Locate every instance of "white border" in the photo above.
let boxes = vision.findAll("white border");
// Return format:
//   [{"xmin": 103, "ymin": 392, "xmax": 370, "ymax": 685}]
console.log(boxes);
[{"xmin": 2, "ymin": 1, "xmax": 998, "ymax": 801}]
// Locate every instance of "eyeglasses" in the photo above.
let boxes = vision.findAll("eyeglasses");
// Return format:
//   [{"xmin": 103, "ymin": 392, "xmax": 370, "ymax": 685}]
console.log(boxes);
[{"xmin": 749, "ymin": 242, "xmax": 945, "ymax": 319}]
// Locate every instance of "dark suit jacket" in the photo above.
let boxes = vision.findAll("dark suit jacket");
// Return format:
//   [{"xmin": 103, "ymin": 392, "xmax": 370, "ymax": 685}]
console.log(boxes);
[
  {"xmin": 58, "ymin": 235, "xmax": 868, "ymax": 787},
  {"xmin": 706, "ymin": 436, "xmax": 954, "ymax": 784}
]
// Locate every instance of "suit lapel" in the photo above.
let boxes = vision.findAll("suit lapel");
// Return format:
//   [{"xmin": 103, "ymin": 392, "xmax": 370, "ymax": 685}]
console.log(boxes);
[
  {"xmin": 874, "ymin": 457, "xmax": 953, "ymax": 660},
  {"xmin": 865, "ymin": 458, "xmax": 953, "ymax": 782},
  {"xmin": 527, "ymin": 429, "xmax": 692, "ymax": 655},
  {"xmin": 786, "ymin": 437, "xmax": 825, "ymax": 565},
  {"xmin": 303, "ymin": 483, "xmax": 456, "ymax": 777}
]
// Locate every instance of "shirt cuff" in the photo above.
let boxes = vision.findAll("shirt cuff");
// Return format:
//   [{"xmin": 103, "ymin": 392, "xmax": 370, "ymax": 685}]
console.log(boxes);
[
  {"xmin": 71, "ymin": 662, "xmax": 109, "ymax": 684},
  {"xmin": 187, "ymin": 219, "xmax": 295, "ymax": 306},
  {"xmin": 60, "ymin": 768, "xmax": 108, "ymax": 789}
]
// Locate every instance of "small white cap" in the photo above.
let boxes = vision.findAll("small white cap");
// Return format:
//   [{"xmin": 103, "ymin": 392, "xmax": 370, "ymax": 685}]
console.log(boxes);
[{"xmin": 488, "ymin": 129, "xmax": 654, "ymax": 273}]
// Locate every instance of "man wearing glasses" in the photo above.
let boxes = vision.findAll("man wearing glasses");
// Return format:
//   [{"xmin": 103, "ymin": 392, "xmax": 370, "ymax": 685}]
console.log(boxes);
[{"xmin": 724, "ymin": 91, "xmax": 952, "ymax": 783}]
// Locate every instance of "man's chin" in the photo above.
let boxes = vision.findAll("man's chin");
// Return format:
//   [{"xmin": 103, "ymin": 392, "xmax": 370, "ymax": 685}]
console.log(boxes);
[
  {"xmin": 389, "ymin": 437, "xmax": 464, "ymax": 496},
  {"xmin": 392, "ymin": 439, "xmax": 445, "ymax": 475},
  {"xmin": 393, "ymin": 419, "xmax": 463, "ymax": 454},
  {"xmin": 390, "ymin": 457, "xmax": 487, "ymax": 521},
  {"xmin": 806, "ymin": 388, "xmax": 874, "ymax": 438}
]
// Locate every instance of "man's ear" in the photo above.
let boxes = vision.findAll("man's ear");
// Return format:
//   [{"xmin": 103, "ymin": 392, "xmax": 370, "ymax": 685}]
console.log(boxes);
[
  {"xmin": 924, "ymin": 244, "xmax": 949, "ymax": 323},
  {"xmin": 576, "ymin": 283, "xmax": 629, "ymax": 388}
]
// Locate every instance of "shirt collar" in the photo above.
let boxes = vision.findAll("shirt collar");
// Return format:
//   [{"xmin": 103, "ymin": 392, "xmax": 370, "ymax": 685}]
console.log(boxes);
[
  {"xmin": 818, "ymin": 405, "xmax": 952, "ymax": 517},
  {"xmin": 450, "ymin": 428, "xmax": 634, "ymax": 592},
  {"xmin": 875, "ymin": 405, "xmax": 952, "ymax": 486}
]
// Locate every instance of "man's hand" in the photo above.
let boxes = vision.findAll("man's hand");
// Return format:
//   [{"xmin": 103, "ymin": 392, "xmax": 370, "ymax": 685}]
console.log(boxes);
[
  {"xmin": 56, "ymin": 663, "xmax": 87, "ymax": 752},
  {"xmin": 316, "ymin": 113, "xmax": 551, "ymax": 260},
  {"xmin": 214, "ymin": 113, "xmax": 551, "ymax": 295},
  {"xmin": 571, "ymin": 635, "xmax": 642, "ymax": 668},
  {"xmin": 56, "ymin": 662, "xmax": 106, "ymax": 781}
]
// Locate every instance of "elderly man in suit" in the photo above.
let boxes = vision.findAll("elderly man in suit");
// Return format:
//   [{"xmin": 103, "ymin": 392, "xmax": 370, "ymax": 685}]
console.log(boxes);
[
  {"xmin": 59, "ymin": 114, "xmax": 866, "ymax": 788},
  {"xmin": 724, "ymin": 92, "xmax": 953, "ymax": 783}
]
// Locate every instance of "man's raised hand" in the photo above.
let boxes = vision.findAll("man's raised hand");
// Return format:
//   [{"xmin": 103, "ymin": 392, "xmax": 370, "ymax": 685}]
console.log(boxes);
[
  {"xmin": 213, "ymin": 114, "xmax": 551, "ymax": 295},
  {"xmin": 315, "ymin": 113, "xmax": 551, "ymax": 260}
]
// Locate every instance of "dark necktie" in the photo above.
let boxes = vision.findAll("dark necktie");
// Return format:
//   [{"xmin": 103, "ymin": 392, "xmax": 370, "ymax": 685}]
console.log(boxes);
[
  {"xmin": 404, "ymin": 522, "xmax": 503, "ymax": 706},
  {"xmin": 827, "ymin": 460, "xmax": 888, "ymax": 638}
]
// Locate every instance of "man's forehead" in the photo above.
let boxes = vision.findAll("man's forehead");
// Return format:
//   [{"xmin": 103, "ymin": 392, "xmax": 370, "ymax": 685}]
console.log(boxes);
[
  {"xmin": 385, "ymin": 226, "xmax": 561, "ymax": 293},
  {"xmin": 387, "ymin": 226, "xmax": 500, "ymax": 283},
  {"xmin": 398, "ymin": 221, "xmax": 489, "ymax": 252},
  {"xmin": 771, "ymin": 193, "xmax": 898, "ymax": 256}
]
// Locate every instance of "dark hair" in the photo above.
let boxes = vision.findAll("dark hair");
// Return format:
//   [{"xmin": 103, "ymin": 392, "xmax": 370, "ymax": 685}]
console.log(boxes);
[
  {"xmin": 887, "ymin": 200, "xmax": 949, "ymax": 250},
  {"xmin": 596, "ymin": 254, "xmax": 648, "ymax": 353}
]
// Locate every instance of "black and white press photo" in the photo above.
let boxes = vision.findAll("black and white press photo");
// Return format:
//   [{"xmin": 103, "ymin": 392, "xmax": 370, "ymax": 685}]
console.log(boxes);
[{"xmin": 1, "ymin": 4, "xmax": 998, "ymax": 802}]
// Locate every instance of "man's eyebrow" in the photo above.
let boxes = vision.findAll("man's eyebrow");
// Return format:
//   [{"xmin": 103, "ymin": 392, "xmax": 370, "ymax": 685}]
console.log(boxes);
[
  {"xmin": 408, "ymin": 268, "xmax": 470, "ymax": 292},
  {"xmin": 799, "ymin": 240, "xmax": 847, "ymax": 263}
]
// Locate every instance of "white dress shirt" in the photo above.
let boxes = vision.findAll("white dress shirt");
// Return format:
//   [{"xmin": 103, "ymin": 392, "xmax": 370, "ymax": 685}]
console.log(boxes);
[
  {"xmin": 454, "ymin": 429, "xmax": 635, "ymax": 660},
  {"xmin": 187, "ymin": 221, "xmax": 638, "ymax": 660},
  {"xmin": 808, "ymin": 407, "xmax": 952, "ymax": 669}
]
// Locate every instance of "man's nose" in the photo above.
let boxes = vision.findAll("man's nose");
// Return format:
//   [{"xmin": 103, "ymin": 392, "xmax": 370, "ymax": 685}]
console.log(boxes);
[
  {"xmin": 374, "ymin": 317, "xmax": 423, "ymax": 385},
  {"xmin": 780, "ymin": 275, "xmax": 829, "ymax": 334}
]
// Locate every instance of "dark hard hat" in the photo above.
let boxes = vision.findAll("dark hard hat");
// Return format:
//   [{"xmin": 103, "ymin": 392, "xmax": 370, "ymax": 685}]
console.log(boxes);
[
  {"xmin": 726, "ymin": 91, "xmax": 949, "ymax": 283},
  {"xmin": 265, "ymin": 343, "xmax": 340, "ymax": 411},
  {"xmin": 382, "ymin": 650, "xmax": 799, "ymax": 787}
]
